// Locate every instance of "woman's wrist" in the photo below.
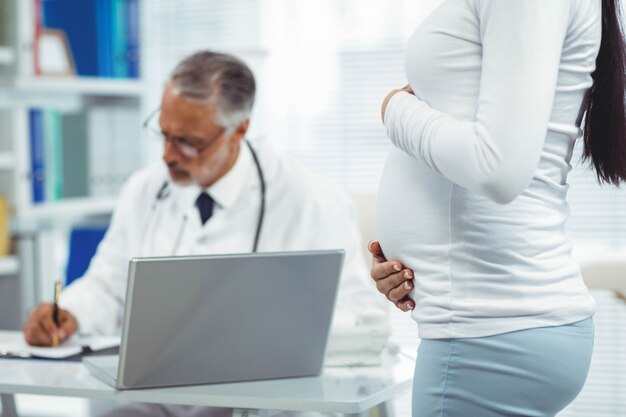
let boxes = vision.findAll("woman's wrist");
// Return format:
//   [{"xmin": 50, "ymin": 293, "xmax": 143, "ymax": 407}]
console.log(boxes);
[
  {"xmin": 381, "ymin": 89, "xmax": 403, "ymax": 123},
  {"xmin": 381, "ymin": 85, "xmax": 414, "ymax": 123}
]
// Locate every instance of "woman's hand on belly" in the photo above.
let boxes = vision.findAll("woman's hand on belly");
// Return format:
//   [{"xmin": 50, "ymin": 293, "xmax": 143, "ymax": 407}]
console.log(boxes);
[
  {"xmin": 368, "ymin": 240, "xmax": 415, "ymax": 312},
  {"xmin": 381, "ymin": 84, "xmax": 414, "ymax": 123}
]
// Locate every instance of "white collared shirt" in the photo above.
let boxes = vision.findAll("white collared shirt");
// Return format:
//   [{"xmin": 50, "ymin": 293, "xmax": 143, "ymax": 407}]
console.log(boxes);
[{"xmin": 61, "ymin": 142, "xmax": 384, "ymax": 335}]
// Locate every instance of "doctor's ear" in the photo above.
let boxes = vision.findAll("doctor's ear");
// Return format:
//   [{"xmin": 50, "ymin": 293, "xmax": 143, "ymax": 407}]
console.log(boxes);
[{"xmin": 228, "ymin": 119, "xmax": 250, "ymax": 143}]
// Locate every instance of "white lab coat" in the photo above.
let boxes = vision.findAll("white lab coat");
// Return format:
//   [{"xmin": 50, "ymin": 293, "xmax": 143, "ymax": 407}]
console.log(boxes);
[{"xmin": 60, "ymin": 142, "xmax": 383, "ymax": 336}]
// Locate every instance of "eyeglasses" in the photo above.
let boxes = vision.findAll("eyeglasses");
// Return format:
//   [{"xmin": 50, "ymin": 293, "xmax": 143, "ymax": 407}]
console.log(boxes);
[{"xmin": 142, "ymin": 107, "xmax": 225, "ymax": 159}]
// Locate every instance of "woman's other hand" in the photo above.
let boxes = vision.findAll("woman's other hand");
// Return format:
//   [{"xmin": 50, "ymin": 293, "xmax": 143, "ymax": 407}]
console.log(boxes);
[
  {"xmin": 381, "ymin": 84, "xmax": 414, "ymax": 123},
  {"xmin": 368, "ymin": 240, "xmax": 415, "ymax": 312}
]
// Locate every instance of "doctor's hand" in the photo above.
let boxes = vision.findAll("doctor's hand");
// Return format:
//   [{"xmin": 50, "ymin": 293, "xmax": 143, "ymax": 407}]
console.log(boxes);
[
  {"xmin": 381, "ymin": 84, "xmax": 415, "ymax": 123},
  {"xmin": 368, "ymin": 241, "xmax": 415, "ymax": 312},
  {"xmin": 23, "ymin": 303, "xmax": 78, "ymax": 347}
]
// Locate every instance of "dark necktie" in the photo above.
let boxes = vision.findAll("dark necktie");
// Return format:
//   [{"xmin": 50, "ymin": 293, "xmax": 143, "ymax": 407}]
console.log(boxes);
[{"xmin": 195, "ymin": 192, "xmax": 214, "ymax": 225}]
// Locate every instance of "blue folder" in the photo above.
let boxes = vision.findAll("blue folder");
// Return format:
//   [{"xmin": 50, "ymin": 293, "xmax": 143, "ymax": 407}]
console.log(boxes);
[
  {"xmin": 95, "ymin": 0, "xmax": 114, "ymax": 77},
  {"xmin": 41, "ymin": 0, "xmax": 100, "ymax": 77},
  {"xmin": 126, "ymin": 0, "xmax": 140, "ymax": 78},
  {"xmin": 29, "ymin": 109, "xmax": 45, "ymax": 204}
]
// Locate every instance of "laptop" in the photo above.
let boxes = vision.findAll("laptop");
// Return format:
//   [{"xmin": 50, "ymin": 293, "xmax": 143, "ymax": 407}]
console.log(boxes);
[{"xmin": 83, "ymin": 250, "xmax": 344, "ymax": 390}]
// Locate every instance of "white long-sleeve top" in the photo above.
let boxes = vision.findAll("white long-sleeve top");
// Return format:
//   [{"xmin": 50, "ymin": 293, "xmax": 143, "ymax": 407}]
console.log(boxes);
[
  {"xmin": 377, "ymin": 0, "xmax": 600, "ymax": 338},
  {"xmin": 61, "ymin": 143, "xmax": 383, "ymax": 336}
]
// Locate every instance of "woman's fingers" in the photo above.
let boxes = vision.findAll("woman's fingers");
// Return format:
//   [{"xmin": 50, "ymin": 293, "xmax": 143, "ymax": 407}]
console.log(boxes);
[
  {"xmin": 387, "ymin": 278, "xmax": 414, "ymax": 302},
  {"xmin": 368, "ymin": 240, "xmax": 415, "ymax": 312},
  {"xmin": 396, "ymin": 297, "xmax": 415, "ymax": 312}
]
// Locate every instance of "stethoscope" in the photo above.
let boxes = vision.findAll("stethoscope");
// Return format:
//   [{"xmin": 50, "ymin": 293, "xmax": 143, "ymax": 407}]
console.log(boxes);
[{"xmin": 141, "ymin": 140, "xmax": 266, "ymax": 255}]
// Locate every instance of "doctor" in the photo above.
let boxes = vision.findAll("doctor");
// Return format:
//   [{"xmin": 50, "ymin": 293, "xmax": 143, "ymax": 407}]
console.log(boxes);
[{"xmin": 22, "ymin": 51, "xmax": 381, "ymax": 412}]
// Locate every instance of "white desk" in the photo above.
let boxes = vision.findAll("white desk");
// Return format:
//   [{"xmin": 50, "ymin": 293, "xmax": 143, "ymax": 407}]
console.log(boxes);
[{"xmin": 0, "ymin": 354, "xmax": 413, "ymax": 417}]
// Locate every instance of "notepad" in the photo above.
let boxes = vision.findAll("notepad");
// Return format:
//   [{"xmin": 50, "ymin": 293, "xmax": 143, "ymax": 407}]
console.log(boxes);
[
  {"xmin": 0, "ymin": 331, "xmax": 120, "ymax": 359},
  {"xmin": 325, "ymin": 310, "xmax": 391, "ymax": 367}
]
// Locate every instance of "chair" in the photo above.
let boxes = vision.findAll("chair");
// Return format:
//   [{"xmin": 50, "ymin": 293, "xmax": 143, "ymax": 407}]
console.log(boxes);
[
  {"xmin": 574, "ymin": 245, "xmax": 626, "ymax": 302},
  {"xmin": 65, "ymin": 225, "xmax": 108, "ymax": 286}
]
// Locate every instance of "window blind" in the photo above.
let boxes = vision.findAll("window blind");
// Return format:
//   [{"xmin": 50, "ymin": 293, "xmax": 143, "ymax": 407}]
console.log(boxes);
[{"xmin": 568, "ymin": 141, "xmax": 626, "ymax": 247}]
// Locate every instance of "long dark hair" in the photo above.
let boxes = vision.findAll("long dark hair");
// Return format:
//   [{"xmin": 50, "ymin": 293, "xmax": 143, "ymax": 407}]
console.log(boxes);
[{"xmin": 583, "ymin": 0, "xmax": 626, "ymax": 185}]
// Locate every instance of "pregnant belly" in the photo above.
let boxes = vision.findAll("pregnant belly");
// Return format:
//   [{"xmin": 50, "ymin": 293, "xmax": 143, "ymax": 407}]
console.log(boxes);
[{"xmin": 375, "ymin": 148, "xmax": 453, "ymax": 270}]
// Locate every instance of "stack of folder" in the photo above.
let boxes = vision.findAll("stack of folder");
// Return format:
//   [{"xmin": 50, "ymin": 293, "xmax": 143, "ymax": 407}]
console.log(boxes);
[{"xmin": 28, "ymin": 106, "xmax": 141, "ymax": 203}]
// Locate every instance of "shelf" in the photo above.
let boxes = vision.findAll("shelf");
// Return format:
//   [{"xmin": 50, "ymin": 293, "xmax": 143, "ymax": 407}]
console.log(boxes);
[
  {"xmin": 0, "ymin": 47, "xmax": 14, "ymax": 66},
  {"xmin": 0, "ymin": 256, "xmax": 19, "ymax": 276},
  {"xmin": 14, "ymin": 77, "xmax": 144, "ymax": 97},
  {"xmin": 19, "ymin": 197, "xmax": 117, "ymax": 223},
  {"xmin": 0, "ymin": 152, "xmax": 14, "ymax": 170}
]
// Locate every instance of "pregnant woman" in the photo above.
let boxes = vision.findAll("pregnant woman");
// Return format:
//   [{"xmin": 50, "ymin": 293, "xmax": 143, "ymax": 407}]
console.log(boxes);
[{"xmin": 371, "ymin": 0, "xmax": 626, "ymax": 416}]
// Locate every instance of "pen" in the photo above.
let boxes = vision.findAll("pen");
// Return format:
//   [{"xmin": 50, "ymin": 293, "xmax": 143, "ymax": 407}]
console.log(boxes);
[{"xmin": 51, "ymin": 280, "xmax": 62, "ymax": 347}]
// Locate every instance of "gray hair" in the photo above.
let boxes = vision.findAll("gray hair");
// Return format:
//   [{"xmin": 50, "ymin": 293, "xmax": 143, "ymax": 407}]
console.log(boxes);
[{"xmin": 170, "ymin": 51, "xmax": 256, "ymax": 131}]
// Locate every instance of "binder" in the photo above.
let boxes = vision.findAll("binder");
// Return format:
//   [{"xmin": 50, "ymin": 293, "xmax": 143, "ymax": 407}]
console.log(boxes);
[
  {"xmin": 61, "ymin": 112, "xmax": 89, "ymax": 198},
  {"xmin": 43, "ymin": 110, "xmax": 63, "ymax": 201},
  {"xmin": 95, "ymin": 0, "xmax": 114, "ymax": 77},
  {"xmin": 40, "ymin": 0, "xmax": 100, "ymax": 77},
  {"xmin": 112, "ymin": 105, "xmax": 141, "ymax": 190},
  {"xmin": 0, "ymin": 0, "xmax": 11, "ymax": 47},
  {"xmin": 39, "ymin": 0, "xmax": 139, "ymax": 78},
  {"xmin": 87, "ymin": 107, "xmax": 115, "ymax": 196},
  {"xmin": 112, "ymin": 0, "xmax": 128, "ymax": 78},
  {"xmin": 0, "ymin": 197, "xmax": 10, "ymax": 257},
  {"xmin": 126, "ymin": 0, "xmax": 140, "ymax": 78},
  {"xmin": 28, "ymin": 109, "xmax": 45, "ymax": 204}
]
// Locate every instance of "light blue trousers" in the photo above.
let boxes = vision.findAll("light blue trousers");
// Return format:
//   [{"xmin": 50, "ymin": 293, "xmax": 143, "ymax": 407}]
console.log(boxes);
[{"xmin": 412, "ymin": 318, "xmax": 594, "ymax": 417}]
